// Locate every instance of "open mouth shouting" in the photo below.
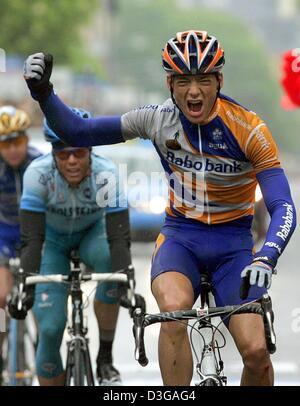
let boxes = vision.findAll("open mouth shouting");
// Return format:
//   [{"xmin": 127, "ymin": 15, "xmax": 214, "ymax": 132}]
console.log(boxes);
[{"xmin": 186, "ymin": 99, "xmax": 204, "ymax": 120}]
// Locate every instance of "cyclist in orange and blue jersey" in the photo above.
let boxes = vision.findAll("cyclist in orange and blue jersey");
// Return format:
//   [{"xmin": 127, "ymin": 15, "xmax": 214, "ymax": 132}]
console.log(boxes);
[{"xmin": 22, "ymin": 30, "xmax": 296, "ymax": 386}]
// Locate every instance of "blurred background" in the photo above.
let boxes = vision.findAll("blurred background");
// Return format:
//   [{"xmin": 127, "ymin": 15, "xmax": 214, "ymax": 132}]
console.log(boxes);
[{"xmin": 0, "ymin": 0, "xmax": 299, "ymax": 385}]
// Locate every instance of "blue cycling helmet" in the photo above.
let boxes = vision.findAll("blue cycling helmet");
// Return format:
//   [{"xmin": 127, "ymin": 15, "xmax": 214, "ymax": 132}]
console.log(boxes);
[{"xmin": 43, "ymin": 107, "xmax": 92, "ymax": 146}]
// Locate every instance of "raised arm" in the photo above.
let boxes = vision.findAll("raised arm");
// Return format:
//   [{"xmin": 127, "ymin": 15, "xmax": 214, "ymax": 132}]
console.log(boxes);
[{"xmin": 23, "ymin": 53, "xmax": 124, "ymax": 147}]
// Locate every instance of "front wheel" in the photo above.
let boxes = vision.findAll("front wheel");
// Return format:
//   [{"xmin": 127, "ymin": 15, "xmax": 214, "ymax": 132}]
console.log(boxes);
[
  {"xmin": 202, "ymin": 377, "xmax": 219, "ymax": 386},
  {"xmin": 73, "ymin": 340, "xmax": 85, "ymax": 386}
]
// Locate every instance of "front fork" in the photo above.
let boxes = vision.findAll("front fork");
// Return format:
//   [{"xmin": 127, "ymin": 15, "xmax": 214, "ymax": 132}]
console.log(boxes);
[{"xmin": 195, "ymin": 322, "xmax": 227, "ymax": 386}]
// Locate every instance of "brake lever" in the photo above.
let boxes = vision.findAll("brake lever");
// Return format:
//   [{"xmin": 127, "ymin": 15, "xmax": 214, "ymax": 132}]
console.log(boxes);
[
  {"xmin": 261, "ymin": 293, "xmax": 276, "ymax": 354},
  {"xmin": 133, "ymin": 308, "xmax": 148, "ymax": 366},
  {"xmin": 126, "ymin": 265, "xmax": 136, "ymax": 308},
  {"xmin": 9, "ymin": 260, "xmax": 26, "ymax": 311}
]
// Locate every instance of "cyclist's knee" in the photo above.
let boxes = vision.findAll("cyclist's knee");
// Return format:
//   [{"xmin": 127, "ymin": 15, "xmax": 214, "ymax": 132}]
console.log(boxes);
[
  {"xmin": 95, "ymin": 282, "xmax": 120, "ymax": 304},
  {"xmin": 241, "ymin": 342, "xmax": 270, "ymax": 372},
  {"xmin": 152, "ymin": 272, "xmax": 194, "ymax": 311},
  {"xmin": 154, "ymin": 287, "xmax": 193, "ymax": 313},
  {"xmin": 156, "ymin": 294, "xmax": 192, "ymax": 337},
  {"xmin": 39, "ymin": 321, "xmax": 65, "ymax": 342},
  {"xmin": 34, "ymin": 302, "xmax": 66, "ymax": 342}
]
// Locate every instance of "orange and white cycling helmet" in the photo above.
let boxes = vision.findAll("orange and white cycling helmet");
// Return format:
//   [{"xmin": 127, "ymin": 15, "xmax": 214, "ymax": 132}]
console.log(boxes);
[
  {"xmin": 162, "ymin": 30, "xmax": 225, "ymax": 75},
  {"xmin": 0, "ymin": 106, "xmax": 31, "ymax": 141}
]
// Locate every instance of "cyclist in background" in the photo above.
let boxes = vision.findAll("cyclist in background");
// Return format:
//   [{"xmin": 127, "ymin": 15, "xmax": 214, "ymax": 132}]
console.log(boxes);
[
  {"xmin": 23, "ymin": 31, "xmax": 296, "ymax": 386},
  {"xmin": 0, "ymin": 106, "xmax": 41, "ymax": 384},
  {"xmin": 8, "ymin": 107, "xmax": 132, "ymax": 386}
]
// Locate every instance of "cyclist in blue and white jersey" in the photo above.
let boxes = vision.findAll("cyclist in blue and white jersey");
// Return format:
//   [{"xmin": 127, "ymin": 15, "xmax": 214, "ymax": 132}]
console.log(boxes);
[{"xmin": 9, "ymin": 107, "xmax": 132, "ymax": 386}]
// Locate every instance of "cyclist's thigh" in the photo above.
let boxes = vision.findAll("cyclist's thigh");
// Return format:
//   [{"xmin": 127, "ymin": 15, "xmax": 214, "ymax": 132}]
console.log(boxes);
[
  {"xmin": 229, "ymin": 312, "xmax": 266, "ymax": 349},
  {"xmin": 151, "ymin": 232, "xmax": 200, "ymax": 307},
  {"xmin": 212, "ymin": 249, "xmax": 267, "ymax": 308},
  {"xmin": 34, "ymin": 230, "xmax": 69, "ymax": 327},
  {"xmin": 79, "ymin": 220, "xmax": 111, "ymax": 273},
  {"xmin": 79, "ymin": 221, "xmax": 117, "ymax": 303},
  {"xmin": 37, "ymin": 228, "xmax": 71, "ymax": 294}
]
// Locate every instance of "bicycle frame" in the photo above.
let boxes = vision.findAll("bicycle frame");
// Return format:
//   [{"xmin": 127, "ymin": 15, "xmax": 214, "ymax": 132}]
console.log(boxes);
[
  {"xmin": 194, "ymin": 275, "xmax": 226, "ymax": 386},
  {"xmin": 64, "ymin": 255, "xmax": 95, "ymax": 386},
  {"xmin": 19, "ymin": 257, "xmax": 136, "ymax": 386}
]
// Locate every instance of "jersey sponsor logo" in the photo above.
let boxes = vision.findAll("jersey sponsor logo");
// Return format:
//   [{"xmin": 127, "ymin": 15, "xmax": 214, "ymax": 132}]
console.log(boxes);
[
  {"xmin": 133, "ymin": 104, "xmax": 174, "ymax": 113},
  {"xmin": 212, "ymin": 128, "xmax": 223, "ymax": 140},
  {"xmin": 265, "ymin": 241, "xmax": 282, "ymax": 254},
  {"xmin": 210, "ymin": 128, "xmax": 228, "ymax": 149},
  {"xmin": 48, "ymin": 206, "xmax": 102, "ymax": 217},
  {"xmin": 254, "ymin": 127, "xmax": 270, "ymax": 150},
  {"xmin": 134, "ymin": 104, "xmax": 159, "ymax": 111},
  {"xmin": 208, "ymin": 142, "xmax": 228, "ymax": 150},
  {"xmin": 276, "ymin": 203, "xmax": 294, "ymax": 242},
  {"xmin": 166, "ymin": 151, "xmax": 242, "ymax": 173},
  {"xmin": 39, "ymin": 174, "xmax": 48, "ymax": 186},
  {"xmin": 226, "ymin": 110, "xmax": 252, "ymax": 131},
  {"xmin": 161, "ymin": 106, "xmax": 175, "ymax": 113},
  {"xmin": 38, "ymin": 172, "xmax": 53, "ymax": 186}
]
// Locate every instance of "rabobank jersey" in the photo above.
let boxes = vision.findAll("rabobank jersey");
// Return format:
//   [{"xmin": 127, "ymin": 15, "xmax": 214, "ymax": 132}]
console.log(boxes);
[
  {"xmin": 121, "ymin": 94, "xmax": 281, "ymax": 224},
  {"xmin": 21, "ymin": 152, "xmax": 126, "ymax": 234}
]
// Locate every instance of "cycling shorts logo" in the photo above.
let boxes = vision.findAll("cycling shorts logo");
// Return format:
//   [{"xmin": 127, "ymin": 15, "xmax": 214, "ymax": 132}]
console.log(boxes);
[{"xmin": 41, "ymin": 293, "xmax": 49, "ymax": 302}]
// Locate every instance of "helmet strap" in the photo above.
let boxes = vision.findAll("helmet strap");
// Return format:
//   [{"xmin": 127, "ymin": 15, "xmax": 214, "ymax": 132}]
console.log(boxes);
[{"xmin": 169, "ymin": 77, "xmax": 181, "ymax": 111}]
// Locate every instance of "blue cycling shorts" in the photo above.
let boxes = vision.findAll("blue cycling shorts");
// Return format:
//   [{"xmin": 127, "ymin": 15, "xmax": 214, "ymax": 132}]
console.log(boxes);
[
  {"xmin": 151, "ymin": 216, "xmax": 267, "ymax": 308},
  {"xmin": 0, "ymin": 223, "xmax": 20, "ymax": 262}
]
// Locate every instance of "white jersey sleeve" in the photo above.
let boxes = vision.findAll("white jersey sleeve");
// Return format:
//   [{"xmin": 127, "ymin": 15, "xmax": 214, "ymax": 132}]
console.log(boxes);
[{"xmin": 120, "ymin": 99, "xmax": 177, "ymax": 142}]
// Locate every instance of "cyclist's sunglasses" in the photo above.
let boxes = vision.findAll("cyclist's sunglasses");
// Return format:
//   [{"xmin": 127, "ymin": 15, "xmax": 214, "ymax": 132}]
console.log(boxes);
[
  {"xmin": 0, "ymin": 134, "xmax": 27, "ymax": 150},
  {"xmin": 54, "ymin": 148, "xmax": 90, "ymax": 160}
]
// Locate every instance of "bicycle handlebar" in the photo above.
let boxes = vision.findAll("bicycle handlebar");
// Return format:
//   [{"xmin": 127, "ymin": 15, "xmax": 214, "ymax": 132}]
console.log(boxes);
[
  {"xmin": 25, "ymin": 273, "xmax": 128, "ymax": 286},
  {"xmin": 142, "ymin": 303, "xmax": 263, "ymax": 327},
  {"xmin": 12, "ymin": 265, "xmax": 136, "ymax": 314},
  {"xmin": 133, "ymin": 300, "xmax": 273, "ymax": 367}
]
